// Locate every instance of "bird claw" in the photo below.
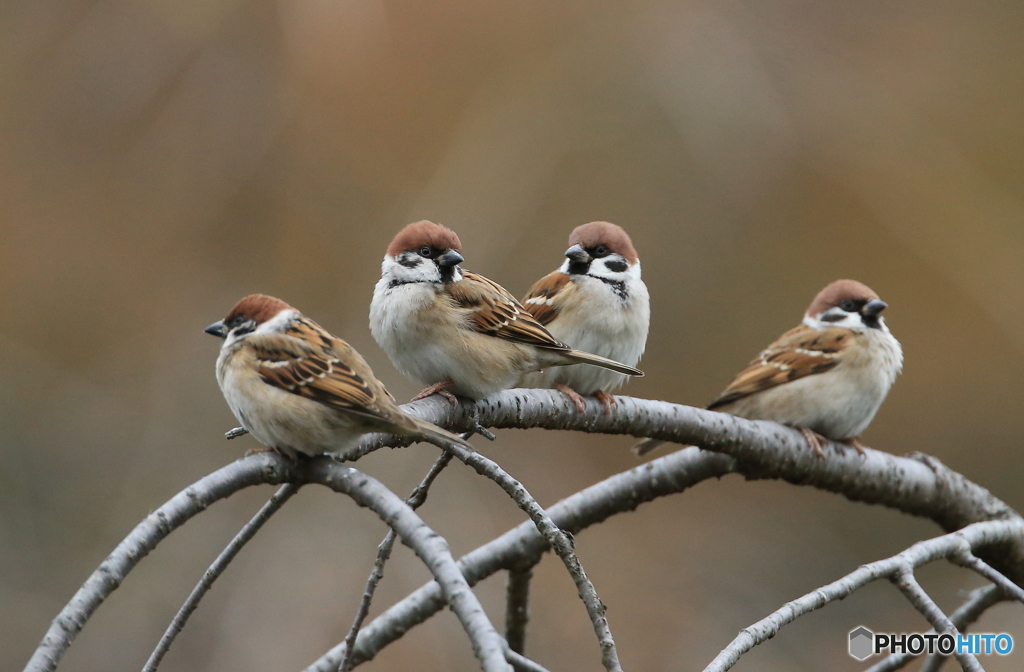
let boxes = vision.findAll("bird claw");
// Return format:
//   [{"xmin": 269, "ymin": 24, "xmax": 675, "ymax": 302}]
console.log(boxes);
[
  {"xmin": 593, "ymin": 391, "xmax": 615, "ymax": 415},
  {"xmin": 411, "ymin": 380, "xmax": 458, "ymax": 405},
  {"xmin": 842, "ymin": 437, "xmax": 866, "ymax": 457},
  {"xmin": 798, "ymin": 427, "xmax": 827, "ymax": 459},
  {"xmin": 554, "ymin": 384, "xmax": 587, "ymax": 414}
]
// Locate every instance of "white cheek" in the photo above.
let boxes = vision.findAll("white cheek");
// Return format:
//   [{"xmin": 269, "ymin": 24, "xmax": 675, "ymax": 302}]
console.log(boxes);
[{"xmin": 383, "ymin": 255, "xmax": 441, "ymax": 283}]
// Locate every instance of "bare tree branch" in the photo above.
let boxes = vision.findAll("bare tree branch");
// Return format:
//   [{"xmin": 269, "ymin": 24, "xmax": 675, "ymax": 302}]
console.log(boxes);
[
  {"xmin": 863, "ymin": 585, "xmax": 1007, "ymax": 672},
  {"xmin": 306, "ymin": 447, "xmax": 735, "ymax": 671},
  {"xmin": 25, "ymin": 455, "xmax": 292, "ymax": 672},
  {"xmin": 346, "ymin": 390, "xmax": 1019, "ymax": 533},
  {"xmin": 428, "ymin": 438, "xmax": 622, "ymax": 672},
  {"xmin": 143, "ymin": 483, "xmax": 301, "ymax": 672},
  {"xmin": 702, "ymin": 520, "xmax": 1023, "ymax": 672},
  {"xmin": 889, "ymin": 568, "xmax": 981, "ymax": 671},
  {"xmin": 875, "ymin": 584, "xmax": 1006, "ymax": 672},
  {"xmin": 26, "ymin": 455, "xmax": 512, "ymax": 672},
  {"xmin": 504, "ymin": 646, "xmax": 551, "ymax": 672},
  {"xmin": 338, "ymin": 453, "xmax": 453, "ymax": 672},
  {"xmin": 505, "ymin": 563, "xmax": 535, "ymax": 655}
]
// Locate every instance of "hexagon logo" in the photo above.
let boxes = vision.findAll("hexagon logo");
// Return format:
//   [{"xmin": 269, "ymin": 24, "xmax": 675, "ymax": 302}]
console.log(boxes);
[{"xmin": 849, "ymin": 626, "xmax": 874, "ymax": 660}]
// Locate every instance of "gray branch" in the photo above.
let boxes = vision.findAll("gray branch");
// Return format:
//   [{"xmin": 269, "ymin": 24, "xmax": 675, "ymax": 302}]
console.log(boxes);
[
  {"xmin": 306, "ymin": 447, "xmax": 736, "ymax": 670},
  {"xmin": 890, "ymin": 568, "xmax": 980, "ymax": 672},
  {"xmin": 428, "ymin": 438, "xmax": 622, "ymax": 672},
  {"xmin": 338, "ymin": 452, "xmax": 453, "ymax": 672},
  {"xmin": 143, "ymin": 483, "xmax": 301, "ymax": 672},
  {"xmin": 505, "ymin": 563, "xmax": 535, "ymax": 655},
  {"xmin": 864, "ymin": 585, "xmax": 1007, "ymax": 672},
  {"xmin": 25, "ymin": 455, "xmax": 511, "ymax": 672},
  {"xmin": 702, "ymin": 520, "xmax": 1024, "ymax": 672}
]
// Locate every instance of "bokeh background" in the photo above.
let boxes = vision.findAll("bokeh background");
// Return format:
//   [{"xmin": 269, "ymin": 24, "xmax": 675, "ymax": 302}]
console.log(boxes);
[{"xmin": 3, "ymin": 0, "xmax": 1024, "ymax": 670}]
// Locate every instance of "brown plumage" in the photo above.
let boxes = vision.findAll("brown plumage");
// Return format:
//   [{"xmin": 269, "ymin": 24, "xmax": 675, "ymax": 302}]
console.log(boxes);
[
  {"xmin": 706, "ymin": 325, "xmax": 848, "ymax": 410},
  {"xmin": 634, "ymin": 279, "xmax": 902, "ymax": 457},
  {"xmin": 210, "ymin": 294, "xmax": 473, "ymax": 457},
  {"xmin": 385, "ymin": 220, "xmax": 462, "ymax": 257},
  {"xmin": 567, "ymin": 221, "xmax": 638, "ymax": 264},
  {"xmin": 522, "ymin": 271, "xmax": 573, "ymax": 326}
]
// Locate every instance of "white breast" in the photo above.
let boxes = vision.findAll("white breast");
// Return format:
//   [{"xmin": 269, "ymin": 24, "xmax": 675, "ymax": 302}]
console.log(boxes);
[
  {"xmin": 520, "ymin": 274, "xmax": 650, "ymax": 394},
  {"xmin": 725, "ymin": 326, "xmax": 903, "ymax": 439}
]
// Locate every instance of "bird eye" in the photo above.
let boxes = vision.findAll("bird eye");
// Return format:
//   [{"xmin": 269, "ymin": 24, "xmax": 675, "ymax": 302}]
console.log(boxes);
[
  {"xmin": 840, "ymin": 300, "xmax": 858, "ymax": 312},
  {"xmin": 594, "ymin": 245, "xmax": 609, "ymax": 257},
  {"xmin": 419, "ymin": 246, "xmax": 433, "ymax": 258}
]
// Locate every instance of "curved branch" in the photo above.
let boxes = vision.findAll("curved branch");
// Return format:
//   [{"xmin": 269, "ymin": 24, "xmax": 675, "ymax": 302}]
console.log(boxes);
[
  {"xmin": 25, "ymin": 455, "xmax": 291, "ymax": 672},
  {"xmin": 340, "ymin": 390, "xmax": 1024, "ymax": 578},
  {"xmin": 430, "ymin": 439, "xmax": 622, "ymax": 672},
  {"xmin": 703, "ymin": 520, "xmax": 1024, "ymax": 672},
  {"xmin": 144, "ymin": 483, "xmax": 301, "ymax": 672},
  {"xmin": 863, "ymin": 585, "xmax": 1007, "ymax": 672},
  {"xmin": 26, "ymin": 455, "xmax": 511, "ymax": 672},
  {"xmin": 306, "ymin": 447, "xmax": 735, "ymax": 670}
]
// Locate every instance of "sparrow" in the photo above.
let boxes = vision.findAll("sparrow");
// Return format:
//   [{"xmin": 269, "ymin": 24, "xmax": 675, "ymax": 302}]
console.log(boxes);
[
  {"xmin": 634, "ymin": 279, "xmax": 903, "ymax": 457},
  {"xmin": 369, "ymin": 220, "xmax": 644, "ymax": 403},
  {"xmin": 518, "ymin": 221, "xmax": 650, "ymax": 413},
  {"xmin": 206, "ymin": 294, "xmax": 473, "ymax": 458}
]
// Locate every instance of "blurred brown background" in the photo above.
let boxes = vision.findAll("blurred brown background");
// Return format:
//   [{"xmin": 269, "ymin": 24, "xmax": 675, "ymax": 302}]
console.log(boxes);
[{"xmin": 3, "ymin": 0, "xmax": 1024, "ymax": 670}]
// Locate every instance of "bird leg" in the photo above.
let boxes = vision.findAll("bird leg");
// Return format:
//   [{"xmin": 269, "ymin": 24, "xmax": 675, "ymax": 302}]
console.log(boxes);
[
  {"xmin": 593, "ymin": 390, "xmax": 616, "ymax": 415},
  {"xmin": 554, "ymin": 384, "xmax": 587, "ymax": 414},
  {"xmin": 411, "ymin": 379, "xmax": 458, "ymax": 405},
  {"xmin": 798, "ymin": 427, "xmax": 827, "ymax": 459},
  {"xmin": 840, "ymin": 436, "xmax": 866, "ymax": 456}
]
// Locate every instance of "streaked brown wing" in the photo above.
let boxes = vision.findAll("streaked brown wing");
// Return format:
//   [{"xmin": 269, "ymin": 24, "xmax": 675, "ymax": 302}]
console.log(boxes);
[
  {"xmin": 249, "ymin": 320, "xmax": 413, "ymax": 429},
  {"xmin": 447, "ymin": 270, "xmax": 571, "ymax": 351},
  {"xmin": 706, "ymin": 325, "xmax": 851, "ymax": 410},
  {"xmin": 521, "ymin": 271, "xmax": 572, "ymax": 326}
]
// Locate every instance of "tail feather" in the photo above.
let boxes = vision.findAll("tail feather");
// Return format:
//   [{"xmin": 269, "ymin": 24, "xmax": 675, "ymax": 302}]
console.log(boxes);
[
  {"xmin": 562, "ymin": 349, "xmax": 644, "ymax": 377},
  {"xmin": 412, "ymin": 418, "xmax": 475, "ymax": 450},
  {"xmin": 632, "ymin": 438, "xmax": 664, "ymax": 456}
]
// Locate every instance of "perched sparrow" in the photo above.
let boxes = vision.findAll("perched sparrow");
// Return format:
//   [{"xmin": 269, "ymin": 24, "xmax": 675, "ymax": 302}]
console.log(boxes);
[
  {"xmin": 206, "ymin": 294, "xmax": 472, "ymax": 458},
  {"xmin": 369, "ymin": 220, "xmax": 644, "ymax": 402},
  {"xmin": 518, "ymin": 222, "xmax": 650, "ymax": 413},
  {"xmin": 635, "ymin": 280, "xmax": 903, "ymax": 456}
]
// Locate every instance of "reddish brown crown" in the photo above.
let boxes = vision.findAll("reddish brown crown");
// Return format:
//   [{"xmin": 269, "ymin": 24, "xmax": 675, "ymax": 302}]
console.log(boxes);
[
  {"xmin": 806, "ymin": 280, "xmax": 881, "ymax": 317},
  {"xmin": 225, "ymin": 294, "xmax": 294, "ymax": 325},
  {"xmin": 568, "ymin": 221, "xmax": 638, "ymax": 264},
  {"xmin": 386, "ymin": 220, "xmax": 463, "ymax": 257}
]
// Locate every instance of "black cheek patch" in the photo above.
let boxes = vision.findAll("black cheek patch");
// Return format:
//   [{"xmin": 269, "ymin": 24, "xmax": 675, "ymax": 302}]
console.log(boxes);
[
  {"xmin": 398, "ymin": 254, "xmax": 421, "ymax": 269},
  {"xmin": 820, "ymin": 312, "xmax": 847, "ymax": 323},
  {"xmin": 604, "ymin": 259, "xmax": 628, "ymax": 273}
]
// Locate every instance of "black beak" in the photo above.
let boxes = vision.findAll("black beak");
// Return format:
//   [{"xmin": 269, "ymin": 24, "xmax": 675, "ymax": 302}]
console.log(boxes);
[
  {"xmin": 436, "ymin": 249, "xmax": 464, "ymax": 268},
  {"xmin": 565, "ymin": 244, "xmax": 591, "ymax": 264},
  {"xmin": 862, "ymin": 300, "xmax": 887, "ymax": 317},
  {"xmin": 205, "ymin": 320, "xmax": 228, "ymax": 338}
]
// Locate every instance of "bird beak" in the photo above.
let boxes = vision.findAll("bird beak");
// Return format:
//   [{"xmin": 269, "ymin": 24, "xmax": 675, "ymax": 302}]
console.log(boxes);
[
  {"xmin": 436, "ymin": 249, "xmax": 464, "ymax": 268},
  {"xmin": 205, "ymin": 320, "xmax": 228, "ymax": 338},
  {"xmin": 564, "ymin": 244, "xmax": 591, "ymax": 264},
  {"xmin": 862, "ymin": 300, "xmax": 888, "ymax": 317}
]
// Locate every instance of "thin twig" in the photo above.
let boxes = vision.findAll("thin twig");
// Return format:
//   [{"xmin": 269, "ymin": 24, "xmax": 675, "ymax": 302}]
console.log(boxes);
[
  {"xmin": 142, "ymin": 483, "xmax": 300, "ymax": 672},
  {"xmin": 25, "ymin": 455, "xmax": 512, "ymax": 672},
  {"xmin": 863, "ymin": 585, "xmax": 1006, "ymax": 672},
  {"xmin": 307, "ymin": 446, "xmax": 734, "ymax": 671},
  {"xmin": 504, "ymin": 646, "xmax": 552, "ymax": 672},
  {"xmin": 701, "ymin": 520, "xmax": 1024, "ymax": 672},
  {"xmin": 420, "ymin": 437, "xmax": 622, "ymax": 672},
  {"xmin": 890, "ymin": 568, "xmax": 981, "ymax": 672},
  {"xmin": 337, "ymin": 452, "xmax": 454, "ymax": 672},
  {"xmin": 25, "ymin": 455, "xmax": 291, "ymax": 672},
  {"xmin": 505, "ymin": 564, "xmax": 535, "ymax": 654},
  {"xmin": 950, "ymin": 550, "xmax": 1024, "ymax": 604}
]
